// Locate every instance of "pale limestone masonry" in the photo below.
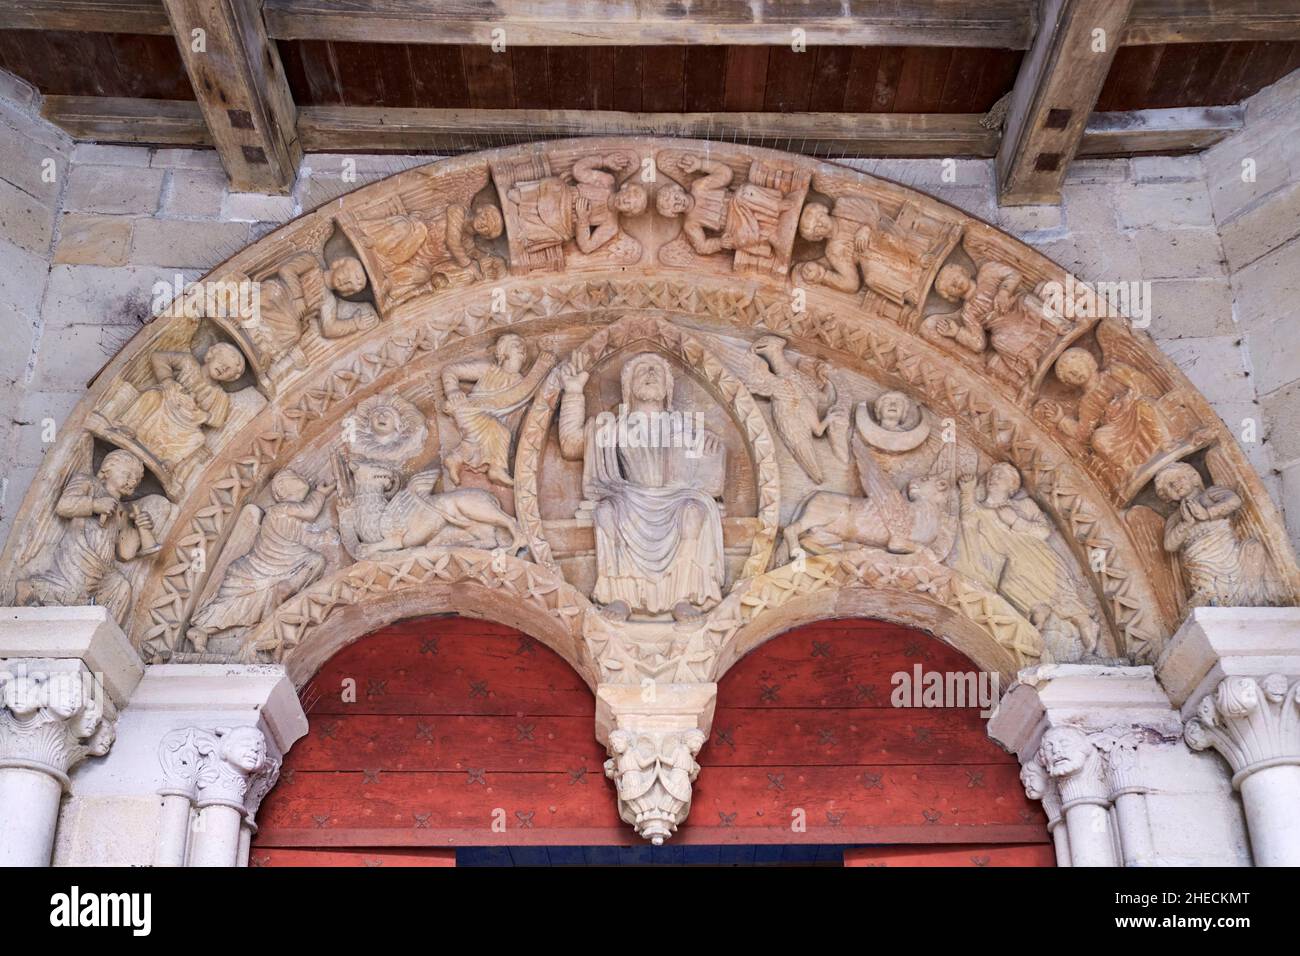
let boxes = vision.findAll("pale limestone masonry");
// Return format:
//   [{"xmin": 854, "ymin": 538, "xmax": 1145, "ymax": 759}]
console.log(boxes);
[
  {"xmin": 0, "ymin": 68, "xmax": 1297, "ymax": 556},
  {"xmin": 1202, "ymin": 70, "xmax": 1300, "ymax": 556}
]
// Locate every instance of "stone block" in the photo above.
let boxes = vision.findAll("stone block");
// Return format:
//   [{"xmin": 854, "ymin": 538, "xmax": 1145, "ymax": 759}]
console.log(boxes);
[
  {"xmin": 128, "ymin": 218, "xmax": 249, "ymax": 269},
  {"xmin": 0, "ymin": 300, "xmax": 36, "ymax": 385},
  {"xmin": 1146, "ymin": 278, "xmax": 1235, "ymax": 339},
  {"xmin": 0, "ymin": 69, "xmax": 38, "ymax": 111},
  {"xmin": 64, "ymin": 164, "xmax": 165, "ymax": 216},
  {"xmin": 1060, "ymin": 183, "xmax": 1118, "ymax": 233},
  {"xmin": 997, "ymin": 204, "xmax": 1063, "ymax": 236},
  {"xmin": 0, "ymin": 117, "xmax": 68, "ymax": 207},
  {"xmin": 1203, "ymin": 120, "xmax": 1297, "ymax": 224},
  {"xmin": 0, "ymin": 177, "xmax": 53, "ymax": 256},
  {"xmin": 1219, "ymin": 180, "xmax": 1300, "ymax": 272},
  {"xmin": 0, "ymin": 236, "xmax": 49, "ymax": 317},
  {"xmin": 70, "ymin": 143, "xmax": 152, "ymax": 167},
  {"xmin": 1131, "ymin": 155, "xmax": 1203, "ymax": 183},
  {"xmin": 161, "ymin": 168, "xmax": 227, "ymax": 218},
  {"xmin": 220, "ymin": 191, "xmax": 296, "ymax": 223},
  {"xmin": 151, "ymin": 148, "xmax": 223, "ymax": 169},
  {"xmin": 1251, "ymin": 321, "xmax": 1300, "ymax": 407},
  {"xmin": 11, "ymin": 389, "xmax": 83, "ymax": 471},
  {"xmin": 1230, "ymin": 234, "xmax": 1300, "ymax": 333},
  {"xmin": 1029, "ymin": 233, "xmax": 1142, "ymax": 284},
  {"xmin": 27, "ymin": 323, "xmax": 126, "ymax": 392},
  {"xmin": 1062, "ymin": 158, "xmax": 1130, "ymax": 184},
  {"xmin": 1157, "ymin": 335, "xmax": 1256, "ymax": 405},
  {"xmin": 53, "ymin": 214, "xmax": 132, "ymax": 266},
  {"xmin": 1263, "ymin": 378, "xmax": 1300, "ymax": 465},
  {"xmin": 1115, "ymin": 182, "xmax": 1214, "ymax": 228},
  {"xmin": 43, "ymin": 264, "xmax": 190, "ymax": 329},
  {"xmin": 1135, "ymin": 228, "xmax": 1226, "ymax": 279}
]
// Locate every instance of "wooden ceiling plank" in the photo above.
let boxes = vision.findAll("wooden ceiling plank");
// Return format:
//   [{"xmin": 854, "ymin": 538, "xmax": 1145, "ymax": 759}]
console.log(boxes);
[
  {"xmin": 259, "ymin": 1, "xmax": 1038, "ymax": 49},
  {"xmin": 996, "ymin": 0, "xmax": 1137, "ymax": 205},
  {"xmin": 1123, "ymin": 0, "xmax": 1300, "ymax": 44},
  {"xmin": 160, "ymin": 0, "xmax": 300, "ymax": 193},
  {"xmin": 0, "ymin": 0, "xmax": 171, "ymax": 34}
]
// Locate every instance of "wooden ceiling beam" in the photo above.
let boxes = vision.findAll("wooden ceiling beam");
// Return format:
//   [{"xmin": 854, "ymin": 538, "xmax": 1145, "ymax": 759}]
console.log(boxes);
[
  {"xmin": 4, "ymin": 0, "xmax": 1300, "ymax": 47},
  {"xmin": 260, "ymin": 1, "xmax": 1038, "ymax": 48},
  {"xmin": 996, "ymin": 0, "xmax": 1136, "ymax": 206},
  {"xmin": 159, "ymin": 0, "xmax": 301, "ymax": 193},
  {"xmin": 38, "ymin": 97, "xmax": 1242, "ymax": 161}
]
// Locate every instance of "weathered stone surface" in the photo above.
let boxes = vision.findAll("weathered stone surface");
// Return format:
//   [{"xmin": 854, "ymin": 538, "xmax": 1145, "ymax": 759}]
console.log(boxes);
[
  {"xmin": 1147, "ymin": 279, "xmax": 1235, "ymax": 339},
  {"xmin": 70, "ymin": 144, "xmax": 152, "ymax": 168},
  {"xmin": 1060, "ymin": 183, "xmax": 1119, "ymax": 233},
  {"xmin": 997, "ymin": 203, "xmax": 1063, "ymax": 235},
  {"xmin": 129, "ymin": 218, "xmax": 249, "ymax": 268},
  {"xmin": 220, "ymin": 191, "xmax": 295, "ymax": 223},
  {"xmin": 1030, "ymin": 233, "xmax": 1142, "ymax": 283},
  {"xmin": 0, "ymin": 178, "xmax": 53, "ymax": 256},
  {"xmin": 1131, "ymin": 155, "xmax": 1203, "ymax": 183},
  {"xmin": 1250, "ymin": 317, "xmax": 1300, "ymax": 397},
  {"xmin": 64, "ymin": 165, "xmax": 165, "ymax": 216},
  {"xmin": 151, "ymin": 148, "xmax": 223, "ymax": 170},
  {"xmin": 26, "ymin": 323, "xmax": 123, "ymax": 391},
  {"xmin": 1159, "ymin": 335, "xmax": 1257, "ymax": 406},
  {"xmin": 0, "ymin": 235, "xmax": 50, "ymax": 317},
  {"xmin": 53, "ymin": 214, "xmax": 132, "ymax": 267},
  {"xmin": 1264, "ymin": 380, "xmax": 1300, "ymax": 466},
  {"xmin": 1135, "ymin": 229, "xmax": 1226, "ymax": 279},
  {"xmin": 42, "ymin": 263, "xmax": 187, "ymax": 329},
  {"xmin": 1231, "ymin": 235, "xmax": 1300, "ymax": 334},
  {"xmin": 1219, "ymin": 180, "xmax": 1300, "ymax": 272},
  {"xmin": 1115, "ymin": 182, "xmax": 1214, "ymax": 228},
  {"xmin": 161, "ymin": 168, "xmax": 228, "ymax": 218}
]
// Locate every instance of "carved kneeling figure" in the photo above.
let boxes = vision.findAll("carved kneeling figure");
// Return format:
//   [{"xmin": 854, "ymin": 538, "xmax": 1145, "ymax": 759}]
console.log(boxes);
[{"xmin": 784, "ymin": 474, "xmax": 951, "ymax": 556}]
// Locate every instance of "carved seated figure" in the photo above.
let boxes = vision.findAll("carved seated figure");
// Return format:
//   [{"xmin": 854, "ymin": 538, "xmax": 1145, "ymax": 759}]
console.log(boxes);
[
  {"xmin": 253, "ymin": 253, "xmax": 380, "ymax": 372},
  {"xmin": 507, "ymin": 153, "xmax": 647, "ymax": 256},
  {"xmin": 921, "ymin": 262, "xmax": 1068, "ymax": 385},
  {"xmin": 796, "ymin": 197, "xmax": 915, "ymax": 296},
  {"xmin": 16, "ymin": 449, "xmax": 153, "ymax": 627},
  {"xmin": 656, "ymin": 154, "xmax": 790, "ymax": 260},
  {"xmin": 116, "ymin": 344, "xmax": 246, "ymax": 471},
  {"xmin": 357, "ymin": 202, "xmax": 506, "ymax": 302},
  {"xmin": 558, "ymin": 353, "xmax": 726, "ymax": 624}
]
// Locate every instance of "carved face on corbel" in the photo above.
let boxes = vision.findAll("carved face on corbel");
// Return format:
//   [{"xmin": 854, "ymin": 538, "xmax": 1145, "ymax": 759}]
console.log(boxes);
[
  {"xmin": 219, "ymin": 726, "xmax": 267, "ymax": 774},
  {"xmin": 2, "ymin": 674, "xmax": 44, "ymax": 718},
  {"xmin": 1039, "ymin": 726, "xmax": 1090, "ymax": 778},
  {"xmin": 1020, "ymin": 758, "xmax": 1049, "ymax": 800}
]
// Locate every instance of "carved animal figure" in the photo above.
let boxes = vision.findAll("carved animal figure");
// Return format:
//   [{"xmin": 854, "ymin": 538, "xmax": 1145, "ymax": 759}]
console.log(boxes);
[
  {"xmin": 783, "ymin": 474, "xmax": 951, "ymax": 557},
  {"xmin": 339, "ymin": 460, "xmax": 524, "ymax": 559},
  {"xmin": 745, "ymin": 335, "xmax": 848, "ymax": 483}
]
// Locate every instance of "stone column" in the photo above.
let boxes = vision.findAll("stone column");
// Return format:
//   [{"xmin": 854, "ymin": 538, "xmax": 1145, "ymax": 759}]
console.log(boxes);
[
  {"xmin": 154, "ymin": 728, "xmax": 204, "ymax": 866},
  {"xmin": 1183, "ymin": 675, "xmax": 1300, "ymax": 866},
  {"xmin": 595, "ymin": 682, "xmax": 716, "ymax": 845},
  {"xmin": 190, "ymin": 726, "xmax": 272, "ymax": 867},
  {"xmin": 1158, "ymin": 608, "xmax": 1300, "ymax": 868},
  {"xmin": 0, "ymin": 662, "xmax": 119, "ymax": 865},
  {"xmin": 0, "ymin": 608, "xmax": 141, "ymax": 867},
  {"xmin": 1095, "ymin": 731, "xmax": 1156, "ymax": 866},
  {"xmin": 989, "ymin": 663, "xmax": 1183, "ymax": 867},
  {"xmin": 1019, "ymin": 759, "xmax": 1070, "ymax": 866}
]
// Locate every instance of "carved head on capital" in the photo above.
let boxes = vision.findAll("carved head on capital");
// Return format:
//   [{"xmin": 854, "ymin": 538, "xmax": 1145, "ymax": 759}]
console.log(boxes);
[
  {"xmin": 1020, "ymin": 758, "xmax": 1049, "ymax": 800},
  {"xmin": 1038, "ymin": 726, "xmax": 1092, "ymax": 778},
  {"xmin": 218, "ymin": 725, "xmax": 267, "ymax": 775}
]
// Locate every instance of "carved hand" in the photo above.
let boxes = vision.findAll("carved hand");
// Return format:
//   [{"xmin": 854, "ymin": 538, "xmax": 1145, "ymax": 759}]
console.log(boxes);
[
  {"xmin": 575, "ymin": 195, "xmax": 591, "ymax": 221},
  {"xmin": 560, "ymin": 364, "xmax": 589, "ymax": 392},
  {"xmin": 680, "ymin": 153, "xmax": 702, "ymax": 174},
  {"xmin": 132, "ymin": 509, "xmax": 154, "ymax": 533}
]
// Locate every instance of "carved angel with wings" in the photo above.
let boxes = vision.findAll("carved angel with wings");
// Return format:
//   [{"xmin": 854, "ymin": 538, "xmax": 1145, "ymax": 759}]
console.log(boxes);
[{"xmin": 736, "ymin": 334, "xmax": 850, "ymax": 484}]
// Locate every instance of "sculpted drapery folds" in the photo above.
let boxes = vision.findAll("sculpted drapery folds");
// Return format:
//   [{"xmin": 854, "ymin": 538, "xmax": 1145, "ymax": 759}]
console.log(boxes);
[
  {"xmin": 557, "ymin": 352, "xmax": 727, "ymax": 624},
  {"xmin": 0, "ymin": 138, "xmax": 1294, "ymax": 706}
]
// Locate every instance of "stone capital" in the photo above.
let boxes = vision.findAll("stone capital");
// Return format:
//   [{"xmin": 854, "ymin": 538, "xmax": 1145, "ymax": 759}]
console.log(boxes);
[
  {"xmin": 1157, "ymin": 607, "xmax": 1300, "ymax": 719},
  {"xmin": 1183, "ymin": 674, "xmax": 1300, "ymax": 787},
  {"xmin": 0, "ymin": 659, "xmax": 118, "ymax": 785}
]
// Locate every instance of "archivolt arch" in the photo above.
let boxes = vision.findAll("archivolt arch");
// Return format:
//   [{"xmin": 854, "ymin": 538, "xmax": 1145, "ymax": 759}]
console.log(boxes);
[{"xmin": 3, "ymin": 137, "xmax": 1296, "ymax": 697}]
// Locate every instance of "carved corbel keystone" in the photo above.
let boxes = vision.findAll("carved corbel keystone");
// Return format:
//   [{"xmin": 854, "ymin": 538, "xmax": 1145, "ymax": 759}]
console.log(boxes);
[{"xmin": 595, "ymin": 683, "xmax": 717, "ymax": 845}]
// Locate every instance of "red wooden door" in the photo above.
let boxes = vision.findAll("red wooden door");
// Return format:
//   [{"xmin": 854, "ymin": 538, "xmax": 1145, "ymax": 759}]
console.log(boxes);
[{"xmin": 252, "ymin": 616, "xmax": 1050, "ymax": 864}]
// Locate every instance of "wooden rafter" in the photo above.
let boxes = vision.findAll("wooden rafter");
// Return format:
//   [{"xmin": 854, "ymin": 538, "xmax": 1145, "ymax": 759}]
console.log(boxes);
[
  {"xmin": 159, "ymin": 0, "xmax": 300, "ymax": 193},
  {"xmin": 996, "ymin": 0, "xmax": 1136, "ymax": 205}
]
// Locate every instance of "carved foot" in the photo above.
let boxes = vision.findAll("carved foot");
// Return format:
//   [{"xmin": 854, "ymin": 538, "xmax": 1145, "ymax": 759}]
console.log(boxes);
[
  {"xmin": 487, "ymin": 466, "xmax": 514, "ymax": 487},
  {"xmin": 886, "ymin": 535, "xmax": 920, "ymax": 555},
  {"xmin": 671, "ymin": 601, "xmax": 705, "ymax": 627},
  {"xmin": 599, "ymin": 600, "xmax": 632, "ymax": 623}
]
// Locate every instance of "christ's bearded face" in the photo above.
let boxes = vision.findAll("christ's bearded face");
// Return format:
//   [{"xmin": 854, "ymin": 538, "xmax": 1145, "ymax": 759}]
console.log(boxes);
[{"xmin": 630, "ymin": 361, "xmax": 668, "ymax": 405}]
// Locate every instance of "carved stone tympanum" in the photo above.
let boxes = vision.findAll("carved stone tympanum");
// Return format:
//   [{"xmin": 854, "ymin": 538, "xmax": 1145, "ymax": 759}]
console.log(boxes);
[{"xmin": 1, "ymin": 137, "xmax": 1296, "ymax": 848}]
